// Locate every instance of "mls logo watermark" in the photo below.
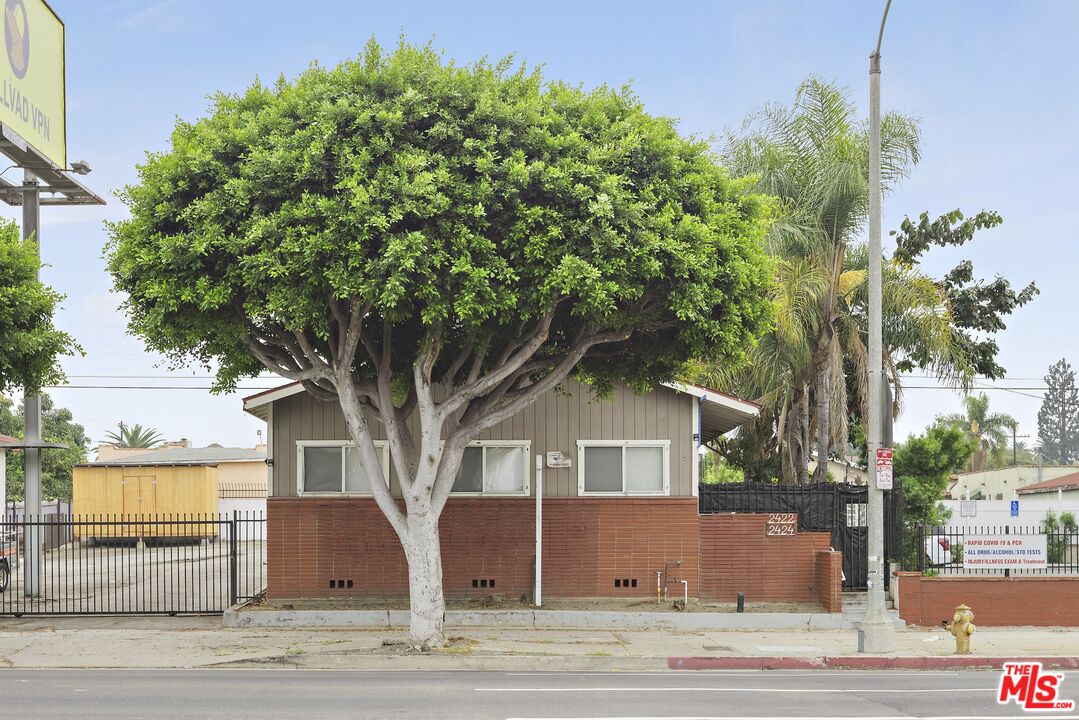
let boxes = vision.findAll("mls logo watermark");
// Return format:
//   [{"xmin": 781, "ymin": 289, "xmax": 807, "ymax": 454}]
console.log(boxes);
[{"xmin": 998, "ymin": 662, "xmax": 1075, "ymax": 711}]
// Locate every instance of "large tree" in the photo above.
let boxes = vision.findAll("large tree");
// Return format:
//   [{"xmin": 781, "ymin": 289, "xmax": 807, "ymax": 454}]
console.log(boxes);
[
  {"xmin": 713, "ymin": 78, "xmax": 973, "ymax": 483},
  {"xmin": 105, "ymin": 41, "xmax": 773, "ymax": 646},
  {"xmin": 891, "ymin": 209, "xmax": 1038, "ymax": 380},
  {"xmin": 941, "ymin": 393, "xmax": 1016, "ymax": 471},
  {"xmin": 104, "ymin": 422, "xmax": 163, "ymax": 449},
  {"xmin": 1037, "ymin": 359, "xmax": 1079, "ymax": 464},
  {"xmin": 0, "ymin": 220, "xmax": 79, "ymax": 394},
  {"xmin": 0, "ymin": 393, "xmax": 90, "ymax": 501}
]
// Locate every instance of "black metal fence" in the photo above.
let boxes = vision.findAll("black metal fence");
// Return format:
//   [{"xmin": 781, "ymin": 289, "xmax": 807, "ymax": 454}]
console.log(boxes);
[
  {"xmin": 699, "ymin": 481, "xmax": 903, "ymax": 590},
  {"xmin": 910, "ymin": 524, "xmax": 1079, "ymax": 576},
  {"xmin": 0, "ymin": 512, "xmax": 265, "ymax": 615}
]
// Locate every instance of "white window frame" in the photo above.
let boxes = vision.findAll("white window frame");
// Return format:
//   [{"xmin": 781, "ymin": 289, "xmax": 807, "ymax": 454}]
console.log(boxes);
[
  {"xmin": 577, "ymin": 440, "xmax": 671, "ymax": 496},
  {"xmin": 296, "ymin": 440, "xmax": 390, "ymax": 496},
  {"xmin": 450, "ymin": 440, "xmax": 531, "ymax": 497}
]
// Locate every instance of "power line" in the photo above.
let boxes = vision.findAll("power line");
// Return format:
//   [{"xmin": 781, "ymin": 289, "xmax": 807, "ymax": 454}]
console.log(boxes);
[{"xmin": 42, "ymin": 385, "xmax": 279, "ymax": 391}]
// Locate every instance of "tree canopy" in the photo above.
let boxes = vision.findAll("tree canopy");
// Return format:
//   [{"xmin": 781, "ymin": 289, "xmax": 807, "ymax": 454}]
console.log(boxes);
[
  {"xmin": 0, "ymin": 393, "xmax": 89, "ymax": 501},
  {"xmin": 1038, "ymin": 358, "xmax": 1079, "ymax": 464},
  {"xmin": 104, "ymin": 422, "xmax": 164, "ymax": 448},
  {"xmin": 0, "ymin": 220, "xmax": 79, "ymax": 395},
  {"xmin": 105, "ymin": 40, "xmax": 775, "ymax": 646}
]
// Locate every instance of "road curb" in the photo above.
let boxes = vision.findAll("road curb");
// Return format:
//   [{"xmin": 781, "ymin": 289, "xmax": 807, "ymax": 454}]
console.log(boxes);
[{"xmin": 669, "ymin": 655, "xmax": 1079, "ymax": 671}]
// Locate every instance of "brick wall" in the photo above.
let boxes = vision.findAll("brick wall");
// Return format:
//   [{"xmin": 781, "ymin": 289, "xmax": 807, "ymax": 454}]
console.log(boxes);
[
  {"xmin": 815, "ymin": 549, "xmax": 843, "ymax": 612},
  {"xmin": 897, "ymin": 573, "xmax": 1079, "ymax": 626},
  {"xmin": 698, "ymin": 513, "xmax": 832, "ymax": 604},
  {"xmin": 266, "ymin": 496, "xmax": 698, "ymax": 600}
]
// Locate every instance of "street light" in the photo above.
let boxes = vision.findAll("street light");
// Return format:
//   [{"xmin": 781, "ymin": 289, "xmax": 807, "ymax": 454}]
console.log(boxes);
[{"xmin": 861, "ymin": 0, "xmax": 896, "ymax": 653}]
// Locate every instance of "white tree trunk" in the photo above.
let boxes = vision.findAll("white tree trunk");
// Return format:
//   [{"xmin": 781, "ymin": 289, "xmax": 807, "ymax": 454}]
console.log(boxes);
[{"xmin": 400, "ymin": 511, "xmax": 446, "ymax": 649}]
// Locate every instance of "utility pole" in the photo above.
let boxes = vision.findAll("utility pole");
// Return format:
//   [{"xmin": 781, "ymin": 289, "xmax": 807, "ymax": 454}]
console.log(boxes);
[{"xmin": 861, "ymin": 0, "xmax": 896, "ymax": 654}]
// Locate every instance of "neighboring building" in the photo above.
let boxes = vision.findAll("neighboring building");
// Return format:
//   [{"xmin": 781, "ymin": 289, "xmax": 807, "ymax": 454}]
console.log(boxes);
[
  {"xmin": 808, "ymin": 453, "xmax": 868, "ymax": 484},
  {"xmin": 95, "ymin": 438, "xmax": 195, "ymax": 463},
  {"xmin": 73, "ymin": 445, "xmax": 268, "ymax": 521},
  {"xmin": 241, "ymin": 379, "xmax": 843, "ymax": 608},
  {"xmin": 1017, "ymin": 471, "xmax": 1079, "ymax": 503},
  {"xmin": 947, "ymin": 465, "xmax": 1078, "ymax": 500}
]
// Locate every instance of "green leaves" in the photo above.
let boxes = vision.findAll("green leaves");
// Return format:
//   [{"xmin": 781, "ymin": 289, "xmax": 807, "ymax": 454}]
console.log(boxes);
[
  {"xmin": 0, "ymin": 222, "xmax": 80, "ymax": 395},
  {"xmin": 106, "ymin": 39, "xmax": 773, "ymax": 394}
]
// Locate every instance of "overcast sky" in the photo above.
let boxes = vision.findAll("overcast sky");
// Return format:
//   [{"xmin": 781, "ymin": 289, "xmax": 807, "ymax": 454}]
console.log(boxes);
[{"xmin": 4, "ymin": 0, "xmax": 1076, "ymax": 451}]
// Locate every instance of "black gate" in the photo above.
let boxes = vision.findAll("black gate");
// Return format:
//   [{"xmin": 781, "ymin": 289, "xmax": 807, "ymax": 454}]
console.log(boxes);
[
  {"xmin": 0, "ymin": 512, "xmax": 265, "ymax": 615},
  {"xmin": 699, "ymin": 481, "xmax": 902, "ymax": 590}
]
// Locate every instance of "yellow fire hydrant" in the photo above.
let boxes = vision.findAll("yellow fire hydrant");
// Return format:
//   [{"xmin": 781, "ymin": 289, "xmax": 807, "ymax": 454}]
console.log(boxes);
[{"xmin": 944, "ymin": 603, "xmax": 976, "ymax": 654}]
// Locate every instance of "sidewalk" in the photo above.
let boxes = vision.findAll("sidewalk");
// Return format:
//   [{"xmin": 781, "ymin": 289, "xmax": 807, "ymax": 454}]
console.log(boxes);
[{"xmin": 1, "ymin": 616, "xmax": 1077, "ymax": 671}]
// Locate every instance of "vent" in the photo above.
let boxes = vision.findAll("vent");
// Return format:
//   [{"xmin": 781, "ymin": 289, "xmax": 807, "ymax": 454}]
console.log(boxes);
[
  {"xmin": 614, "ymin": 578, "xmax": 638, "ymax": 589},
  {"xmin": 471, "ymin": 578, "xmax": 496, "ymax": 589},
  {"xmin": 328, "ymin": 579, "xmax": 353, "ymax": 589}
]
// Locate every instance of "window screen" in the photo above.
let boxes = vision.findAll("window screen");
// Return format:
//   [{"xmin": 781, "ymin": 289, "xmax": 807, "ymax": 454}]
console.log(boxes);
[
  {"xmin": 452, "ymin": 447, "xmax": 484, "ymax": 492},
  {"xmin": 625, "ymin": 446, "xmax": 664, "ymax": 492},
  {"xmin": 583, "ymin": 446, "xmax": 623, "ymax": 492},
  {"xmin": 303, "ymin": 447, "xmax": 342, "ymax": 492}
]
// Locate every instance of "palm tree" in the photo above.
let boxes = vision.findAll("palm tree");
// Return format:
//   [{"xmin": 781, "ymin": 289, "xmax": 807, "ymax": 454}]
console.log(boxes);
[
  {"xmin": 706, "ymin": 78, "xmax": 974, "ymax": 483},
  {"xmin": 104, "ymin": 422, "xmax": 164, "ymax": 448},
  {"xmin": 942, "ymin": 394, "xmax": 1016, "ymax": 470}
]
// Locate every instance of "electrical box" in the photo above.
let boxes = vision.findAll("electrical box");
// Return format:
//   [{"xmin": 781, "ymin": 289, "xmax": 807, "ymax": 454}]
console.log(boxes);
[{"xmin": 546, "ymin": 451, "xmax": 572, "ymax": 469}]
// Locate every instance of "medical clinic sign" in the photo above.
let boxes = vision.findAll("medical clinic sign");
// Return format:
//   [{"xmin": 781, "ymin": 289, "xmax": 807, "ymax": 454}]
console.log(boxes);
[
  {"xmin": 963, "ymin": 534, "xmax": 1048, "ymax": 570},
  {"xmin": 1, "ymin": 0, "xmax": 65, "ymax": 168}
]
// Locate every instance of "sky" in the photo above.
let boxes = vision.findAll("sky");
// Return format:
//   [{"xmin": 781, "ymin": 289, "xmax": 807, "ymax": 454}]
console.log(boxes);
[{"xmin": 3, "ymin": 0, "xmax": 1078, "ymax": 453}]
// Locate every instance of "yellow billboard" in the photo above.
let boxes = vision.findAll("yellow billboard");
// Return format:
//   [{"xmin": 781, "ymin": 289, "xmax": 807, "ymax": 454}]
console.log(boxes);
[{"xmin": 1, "ymin": 0, "xmax": 64, "ymax": 169}]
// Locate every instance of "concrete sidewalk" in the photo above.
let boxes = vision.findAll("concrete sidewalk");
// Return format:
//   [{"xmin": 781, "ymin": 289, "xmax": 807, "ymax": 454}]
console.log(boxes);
[{"xmin": 0, "ymin": 616, "xmax": 1077, "ymax": 671}]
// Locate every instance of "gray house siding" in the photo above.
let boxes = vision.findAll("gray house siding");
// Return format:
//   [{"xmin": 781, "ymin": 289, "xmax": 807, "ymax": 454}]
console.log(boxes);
[{"xmin": 270, "ymin": 377, "xmax": 695, "ymax": 498}]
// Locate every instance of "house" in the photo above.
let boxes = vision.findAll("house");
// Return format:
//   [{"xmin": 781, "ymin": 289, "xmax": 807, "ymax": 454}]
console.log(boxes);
[
  {"xmin": 1017, "ymin": 471, "xmax": 1079, "ymax": 502},
  {"xmin": 242, "ymin": 378, "xmax": 843, "ymax": 608},
  {"xmin": 947, "ymin": 465, "xmax": 1078, "ymax": 500}
]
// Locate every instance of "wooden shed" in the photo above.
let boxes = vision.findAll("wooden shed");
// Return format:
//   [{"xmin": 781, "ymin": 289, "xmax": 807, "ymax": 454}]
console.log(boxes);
[{"xmin": 72, "ymin": 463, "xmax": 220, "ymax": 542}]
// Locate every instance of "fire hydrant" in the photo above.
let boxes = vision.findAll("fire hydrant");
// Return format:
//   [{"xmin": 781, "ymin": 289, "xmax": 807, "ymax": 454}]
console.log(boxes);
[{"xmin": 944, "ymin": 603, "xmax": 976, "ymax": 654}]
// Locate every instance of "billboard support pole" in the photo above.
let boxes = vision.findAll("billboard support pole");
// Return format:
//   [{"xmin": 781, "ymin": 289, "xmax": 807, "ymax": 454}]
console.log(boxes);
[{"xmin": 21, "ymin": 172, "xmax": 42, "ymax": 597}]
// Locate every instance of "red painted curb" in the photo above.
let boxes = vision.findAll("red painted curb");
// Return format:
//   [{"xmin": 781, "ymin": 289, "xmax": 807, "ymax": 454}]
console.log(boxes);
[{"xmin": 668, "ymin": 655, "xmax": 1079, "ymax": 671}]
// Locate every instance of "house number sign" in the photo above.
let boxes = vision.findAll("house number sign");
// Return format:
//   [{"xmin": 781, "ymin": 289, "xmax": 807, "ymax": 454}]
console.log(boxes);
[{"xmin": 766, "ymin": 513, "xmax": 797, "ymax": 536}]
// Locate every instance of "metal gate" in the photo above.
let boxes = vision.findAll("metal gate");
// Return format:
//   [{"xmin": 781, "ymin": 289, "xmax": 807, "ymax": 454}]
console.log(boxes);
[
  {"xmin": 0, "ymin": 512, "xmax": 265, "ymax": 615},
  {"xmin": 699, "ymin": 481, "xmax": 903, "ymax": 590}
]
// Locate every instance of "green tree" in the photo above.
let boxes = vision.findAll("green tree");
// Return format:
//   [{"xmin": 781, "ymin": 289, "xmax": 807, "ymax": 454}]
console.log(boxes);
[
  {"xmin": 0, "ymin": 220, "xmax": 79, "ymax": 394},
  {"xmin": 891, "ymin": 209, "xmax": 1038, "ymax": 380},
  {"xmin": 0, "ymin": 393, "xmax": 89, "ymax": 501},
  {"xmin": 710, "ymin": 78, "xmax": 970, "ymax": 483},
  {"xmin": 105, "ymin": 41, "xmax": 773, "ymax": 647},
  {"xmin": 1043, "ymin": 510, "xmax": 1078, "ymax": 564},
  {"xmin": 104, "ymin": 422, "xmax": 163, "ymax": 448},
  {"xmin": 941, "ymin": 393, "xmax": 1016, "ymax": 470},
  {"xmin": 1037, "ymin": 359, "xmax": 1079, "ymax": 464},
  {"xmin": 892, "ymin": 422, "xmax": 975, "ymax": 567}
]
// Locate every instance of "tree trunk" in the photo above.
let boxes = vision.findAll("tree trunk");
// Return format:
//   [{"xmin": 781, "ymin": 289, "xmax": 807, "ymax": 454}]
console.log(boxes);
[
  {"xmin": 814, "ymin": 361, "xmax": 830, "ymax": 483},
  {"xmin": 797, "ymin": 387, "xmax": 810, "ymax": 485},
  {"xmin": 400, "ymin": 511, "xmax": 446, "ymax": 649}
]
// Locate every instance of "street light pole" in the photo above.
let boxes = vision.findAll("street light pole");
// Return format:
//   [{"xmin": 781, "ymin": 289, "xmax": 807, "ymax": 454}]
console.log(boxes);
[{"xmin": 861, "ymin": 0, "xmax": 896, "ymax": 653}]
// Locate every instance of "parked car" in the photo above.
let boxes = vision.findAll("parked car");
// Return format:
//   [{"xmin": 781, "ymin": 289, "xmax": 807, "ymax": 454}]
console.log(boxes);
[{"xmin": 0, "ymin": 530, "xmax": 18, "ymax": 592}]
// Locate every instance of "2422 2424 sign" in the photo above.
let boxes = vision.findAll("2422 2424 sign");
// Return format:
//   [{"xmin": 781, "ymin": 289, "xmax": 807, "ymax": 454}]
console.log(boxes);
[{"xmin": 766, "ymin": 514, "xmax": 796, "ymax": 536}]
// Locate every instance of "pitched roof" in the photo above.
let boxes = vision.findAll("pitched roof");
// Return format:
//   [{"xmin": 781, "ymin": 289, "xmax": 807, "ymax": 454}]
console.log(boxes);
[
  {"xmin": 1016, "ymin": 471, "xmax": 1079, "ymax": 494},
  {"xmin": 87, "ymin": 446, "xmax": 265, "ymax": 467},
  {"xmin": 242, "ymin": 380, "xmax": 759, "ymax": 437}
]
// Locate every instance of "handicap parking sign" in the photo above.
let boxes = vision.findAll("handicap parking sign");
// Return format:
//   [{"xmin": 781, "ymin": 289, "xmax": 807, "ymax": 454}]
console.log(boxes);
[{"xmin": 1010, "ymin": 500, "xmax": 1019, "ymax": 517}]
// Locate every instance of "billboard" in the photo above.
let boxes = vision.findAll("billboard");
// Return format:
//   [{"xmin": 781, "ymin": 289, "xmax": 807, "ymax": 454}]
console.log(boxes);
[{"xmin": 1, "ymin": 0, "xmax": 64, "ymax": 168}]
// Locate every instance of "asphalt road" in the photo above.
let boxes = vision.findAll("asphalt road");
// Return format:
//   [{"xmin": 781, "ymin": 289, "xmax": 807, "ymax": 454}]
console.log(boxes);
[{"xmin": 2, "ymin": 669, "xmax": 1077, "ymax": 719}]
